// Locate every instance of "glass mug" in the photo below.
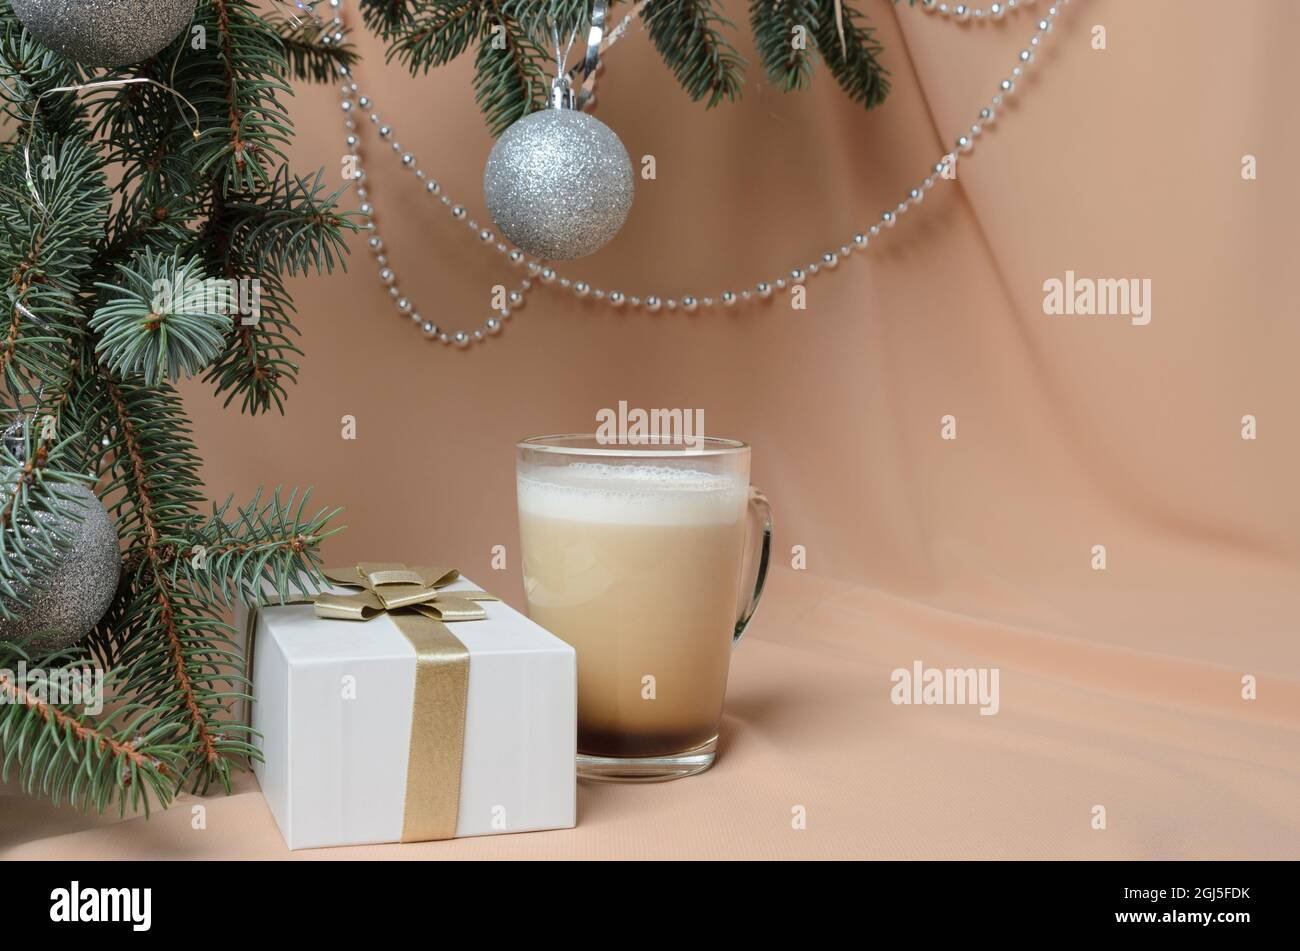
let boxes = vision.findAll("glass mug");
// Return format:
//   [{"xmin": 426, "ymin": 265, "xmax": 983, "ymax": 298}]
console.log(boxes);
[{"xmin": 516, "ymin": 434, "xmax": 773, "ymax": 781}]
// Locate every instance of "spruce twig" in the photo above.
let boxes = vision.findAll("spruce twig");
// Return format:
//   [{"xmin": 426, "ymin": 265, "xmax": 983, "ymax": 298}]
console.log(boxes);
[
  {"xmin": 356, "ymin": 0, "xmax": 892, "ymax": 133},
  {"xmin": 0, "ymin": 0, "xmax": 348, "ymax": 814}
]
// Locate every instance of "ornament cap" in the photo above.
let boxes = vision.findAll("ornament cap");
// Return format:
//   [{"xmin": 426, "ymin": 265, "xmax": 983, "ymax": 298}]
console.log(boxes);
[{"xmin": 549, "ymin": 75, "xmax": 578, "ymax": 111}]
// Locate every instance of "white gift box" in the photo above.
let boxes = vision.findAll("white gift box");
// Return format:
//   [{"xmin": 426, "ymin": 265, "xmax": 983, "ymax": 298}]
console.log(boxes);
[{"xmin": 238, "ymin": 574, "xmax": 576, "ymax": 850}]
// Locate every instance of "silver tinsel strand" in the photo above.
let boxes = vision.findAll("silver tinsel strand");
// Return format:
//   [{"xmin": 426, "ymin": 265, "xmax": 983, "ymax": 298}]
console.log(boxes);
[
  {"xmin": 484, "ymin": 108, "xmax": 634, "ymax": 261},
  {"xmin": 12, "ymin": 0, "xmax": 198, "ymax": 70}
]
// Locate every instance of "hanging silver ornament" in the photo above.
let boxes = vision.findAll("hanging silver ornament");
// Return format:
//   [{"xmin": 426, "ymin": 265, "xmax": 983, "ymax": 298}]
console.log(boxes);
[
  {"xmin": 483, "ymin": 3, "xmax": 632, "ymax": 261},
  {"xmin": 0, "ymin": 483, "xmax": 120, "ymax": 654},
  {"xmin": 11, "ymin": 0, "xmax": 198, "ymax": 70},
  {"xmin": 483, "ymin": 108, "xmax": 633, "ymax": 261}
]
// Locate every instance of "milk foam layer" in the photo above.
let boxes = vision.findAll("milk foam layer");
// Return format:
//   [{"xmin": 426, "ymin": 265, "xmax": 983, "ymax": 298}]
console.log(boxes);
[{"xmin": 517, "ymin": 462, "xmax": 746, "ymax": 526}]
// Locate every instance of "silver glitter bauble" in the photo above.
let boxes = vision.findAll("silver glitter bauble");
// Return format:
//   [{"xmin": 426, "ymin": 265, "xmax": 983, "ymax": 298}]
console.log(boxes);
[
  {"xmin": 12, "ymin": 0, "xmax": 197, "ymax": 69},
  {"xmin": 484, "ymin": 108, "xmax": 634, "ymax": 261},
  {"xmin": 0, "ymin": 484, "xmax": 120, "ymax": 654}
]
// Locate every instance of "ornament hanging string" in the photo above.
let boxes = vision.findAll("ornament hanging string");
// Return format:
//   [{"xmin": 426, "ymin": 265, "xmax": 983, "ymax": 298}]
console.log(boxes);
[
  {"xmin": 21, "ymin": 78, "xmax": 200, "ymax": 218},
  {"xmin": 548, "ymin": 20, "xmax": 580, "ymax": 107}
]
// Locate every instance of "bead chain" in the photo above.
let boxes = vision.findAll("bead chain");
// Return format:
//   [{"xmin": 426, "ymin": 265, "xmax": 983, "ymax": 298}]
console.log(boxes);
[
  {"xmin": 920, "ymin": 0, "xmax": 1042, "ymax": 22},
  {"xmin": 330, "ymin": 0, "xmax": 1072, "ymax": 348}
]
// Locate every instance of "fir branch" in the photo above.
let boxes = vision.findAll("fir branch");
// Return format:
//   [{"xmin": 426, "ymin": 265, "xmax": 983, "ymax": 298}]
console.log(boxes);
[
  {"xmin": 358, "ymin": 0, "xmax": 565, "ymax": 134},
  {"xmin": 174, "ymin": 487, "xmax": 342, "ymax": 607},
  {"xmin": 500, "ymin": 0, "xmax": 594, "ymax": 40},
  {"xmin": 201, "ymin": 269, "xmax": 300, "ymax": 415},
  {"xmin": 270, "ymin": 9, "xmax": 359, "ymax": 83},
  {"xmin": 645, "ymin": 0, "xmax": 745, "ymax": 108},
  {"xmin": 0, "ymin": 668, "xmax": 182, "ymax": 815},
  {"xmin": 215, "ymin": 167, "xmax": 356, "ymax": 279},
  {"xmin": 380, "ymin": 0, "xmax": 484, "ymax": 72},
  {"xmin": 92, "ymin": 79, "xmax": 207, "ymax": 263},
  {"xmin": 83, "ymin": 369, "xmax": 201, "ymax": 561},
  {"xmin": 84, "ymin": 369, "xmax": 232, "ymax": 783},
  {"xmin": 751, "ymin": 0, "xmax": 819, "ymax": 93},
  {"xmin": 90, "ymin": 250, "xmax": 233, "ymax": 386},
  {"xmin": 0, "ymin": 283, "xmax": 78, "ymax": 401},
  {"xmin": 0, "ymin": 20, "xmax": 84, "ymax": 128},
  {"xmin": 0, "ymin": 133, "xmax": 110, "ymax": 399},
  {"xmin": 198, "ymin": 167, "xmax": 355, "ymax": 415},
  {"xmin": 0, "ymin": 0, "xmax": 347, "ymax": 815},
  {"xmin": 359, "ymin": 0, "xmax": 422, "ymax": 44},
  {"xmin": 359, "ymin": 0, "xmax": 895, "ymax": 128},
  {"xmin": 813, "ymin": 0, "xmax": 889, "ymax": 108},
  {"xmin": 189, "ymin": 0, "xmax": 295, "ymax": 194},
  {"xmin": 2, "ymin": 135, "xmax": 111, "ymax": 285},
  {"xmin": 475, "ymin": 1, "xmax": 548, "ymax": 136}
]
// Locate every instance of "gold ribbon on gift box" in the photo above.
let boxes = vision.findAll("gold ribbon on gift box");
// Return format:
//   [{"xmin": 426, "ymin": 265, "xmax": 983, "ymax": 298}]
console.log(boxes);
[{"xmin": 245, "ymin": 562, "xmax": 498, "ymax": 843}]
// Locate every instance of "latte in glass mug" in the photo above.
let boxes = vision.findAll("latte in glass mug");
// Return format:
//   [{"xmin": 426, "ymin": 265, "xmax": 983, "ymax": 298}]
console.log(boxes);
[{"xmin": 516, "ymin": 436, "xmax": 772, "ymax": 782}]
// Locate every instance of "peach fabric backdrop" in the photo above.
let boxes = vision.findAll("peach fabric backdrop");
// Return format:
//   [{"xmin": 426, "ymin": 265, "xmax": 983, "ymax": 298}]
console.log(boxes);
[{"xmin": 4, "ymin": 0, "xmax": 1298, "ymax": 859}]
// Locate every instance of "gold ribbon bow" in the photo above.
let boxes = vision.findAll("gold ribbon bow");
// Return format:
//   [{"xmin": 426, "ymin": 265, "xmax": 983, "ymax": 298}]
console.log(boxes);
[{"xmin": 317, "ymin": 563, "xmax": 499, "ymax": 842}]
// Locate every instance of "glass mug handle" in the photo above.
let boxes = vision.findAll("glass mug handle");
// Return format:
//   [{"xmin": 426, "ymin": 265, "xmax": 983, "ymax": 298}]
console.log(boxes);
[{"xmin": 734, "ymin": 486, "xmax": 773, "ymax": 645}]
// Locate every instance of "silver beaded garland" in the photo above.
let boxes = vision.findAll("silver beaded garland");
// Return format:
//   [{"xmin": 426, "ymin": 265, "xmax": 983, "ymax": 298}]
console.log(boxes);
[
  {"xmin": 483, "ymin": 108, "xmax": 634, "ymax": 261},
  {"xmin": 0, "ymin": 484, "xmax": 120, "ymax": 653},
  {"xmin": 322, "ymin": 0, "xmax": 1067, "ymax": 349},
  {"xmin": 12, "ymin": 0, "xmax": 198, "ymax": 69}
]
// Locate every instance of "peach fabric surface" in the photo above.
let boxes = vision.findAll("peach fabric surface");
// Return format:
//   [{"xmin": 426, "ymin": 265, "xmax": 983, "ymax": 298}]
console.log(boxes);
[{"xmin": 4, "ymin": 0, "xmax": 1299, "ymax": 859}]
